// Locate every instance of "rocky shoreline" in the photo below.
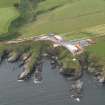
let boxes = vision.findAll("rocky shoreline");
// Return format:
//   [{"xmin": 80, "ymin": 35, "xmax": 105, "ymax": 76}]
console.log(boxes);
[
  {"xmin": 0, "ymin": 46, "xmax": 105, "ymax": 82},
  {"xmin": 0, "ymin": 38, "xmax": 105, "ymax": 102}
]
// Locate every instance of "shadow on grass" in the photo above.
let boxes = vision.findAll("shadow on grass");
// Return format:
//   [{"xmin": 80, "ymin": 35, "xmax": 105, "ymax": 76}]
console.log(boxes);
[{"xmin": 0, "ymin": 32, "xmax": 21, "ymax": 41}]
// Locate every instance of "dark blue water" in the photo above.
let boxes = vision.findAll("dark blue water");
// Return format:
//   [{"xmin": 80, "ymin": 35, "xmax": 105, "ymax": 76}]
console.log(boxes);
[{"xmin": 0, "ymin": 60, "xmax": 105, "ymax": 105}]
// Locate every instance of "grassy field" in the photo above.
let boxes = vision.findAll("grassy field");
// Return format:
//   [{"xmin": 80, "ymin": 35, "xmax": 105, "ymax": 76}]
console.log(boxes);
[
  {"xmin": 0, "ymin": 0, "xmax": 105, "ymax": 39},
  {"xmin": 81, "ymin": 24, "xmax": 105, "ymax": 58},
  {"xmin": 0, "ymin": 0, "xmax": 105, "ymax": 58},
  {"xmin": 0, "ymin": 0, "xmax": 20, "ymax": 7},
  {"xmin": 87, "ymin": 36, "xmax": 105, "ymax": 57},
  {"xmin": 82, "ymin": 24, "xmax": 105, "ymax": 36},
  {"xmin": 19, "ymin": 0, "xmax": 105, "ymax": 38},
  {"xmin": 0, "ymin": 0, "xmax": 105, "ymax": 73},
  {"xmin": 0, "ymin": 7, "xmax": 19, "ymax": 34},
  {"xmin": 0, "ymin": 0, "xmax": 20, "ymax": 34}
]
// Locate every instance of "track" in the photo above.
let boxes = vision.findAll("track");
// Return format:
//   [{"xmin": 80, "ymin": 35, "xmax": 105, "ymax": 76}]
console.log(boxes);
[{"xmin": 0, "ymin": 34, "xmax": 93, "ymax": 56}]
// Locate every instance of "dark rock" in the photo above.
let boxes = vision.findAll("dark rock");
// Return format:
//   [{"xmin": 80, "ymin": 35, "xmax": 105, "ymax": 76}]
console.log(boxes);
[
  {"xmin": 60, "ymin": 68, "xmax": 75, "ymax": 77},
  {"xmin": 96, "ymin": 75, "xmax": 105, "ymax": 83},
  {"xmin": 70, "ymin": 80, "xmax": 83, "ymax": 102},
  {"xmin": 18, "ymin": 57, "xmax": 32, "ymax": 81}
]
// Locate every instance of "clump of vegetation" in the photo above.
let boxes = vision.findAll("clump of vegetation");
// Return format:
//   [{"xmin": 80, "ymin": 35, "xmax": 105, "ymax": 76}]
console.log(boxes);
[
  {"xmin": 85, "ymin": 36, "xmax": 105, "ymax": 76},
  {"xmin": 77, "ymin": 48, "xmax": 105, "ymax": 78},
  {"xmin": 0, "ymin": 0, "xmax": 47, "ymax": 41},
  {"xmin": 0, "ymin": 40, "xmax": 83, "ymax": 80},
  {"xmin": 55, "ymin": 46, "xmax": 81, "ymax": 74},
  {"xmin": 0, "ymin": 0, "xmax": 20, "ymax": 34}
]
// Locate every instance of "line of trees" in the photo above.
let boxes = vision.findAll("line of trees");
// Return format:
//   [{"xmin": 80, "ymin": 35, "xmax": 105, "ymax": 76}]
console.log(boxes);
[{"xmin": 0, "ymin": 0, "xmax": 45, "ymax": 41}]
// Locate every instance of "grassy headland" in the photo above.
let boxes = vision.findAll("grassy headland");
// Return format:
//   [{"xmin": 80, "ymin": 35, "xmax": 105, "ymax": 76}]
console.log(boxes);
[{"xmin": 0, "ymin": 0, "xmax": 105, "ymax": 78}]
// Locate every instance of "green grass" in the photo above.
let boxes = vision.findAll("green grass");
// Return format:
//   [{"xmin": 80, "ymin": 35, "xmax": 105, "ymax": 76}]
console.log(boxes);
[
  {"xmin": 87, "ymin": 36, "xmax": 105, "ymax": 57},
  {"xmin": 0, "ymin": 7, "xmax": 19, "ymax": 34},
  {"xmin": 0, "ymin": 0, "xmax": 20, "ymax": 34},
  {"xmin": 81, "ymin": 24, "xmax": 105, "ymax": 36},
  {"xmin": 63, "ymin": 32, "xmax": 93, "ymax": 41},
  {"xmin": 0, "ymin": 0, "xmax": 105, "ymax": 73},
  {"xmin": 0, "ymin": 0, "xmax": 20, "ymax": 7},
  {"xmin": 1, "ymin": 0, "xmax": 105, "ymax": 39},
  {"xmin": 19, "ymin": 0, "xmax": 105, "ymax": 38},
  {"xmin": 36, "ymin": 0, "xmax": 71, "ymax": 12}
]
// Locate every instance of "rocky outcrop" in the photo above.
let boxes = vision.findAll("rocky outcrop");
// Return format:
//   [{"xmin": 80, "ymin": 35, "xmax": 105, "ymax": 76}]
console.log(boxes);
[
  {"xmin": 50, "ymin": 56, "xmax": 59, "ymax": 69},
  {"xmin": 0, "ymin": 50, "xmax": 10, "ymax": 64},
  {"xmin": 70, "ymin": 80, "xmax": 83, "ymax": 102},
  {"xmin": 18, "ymin": 55, "xmax": 43, "ymax": 81},
  {"xmin": 34, "ymin": 60, "xmax": 43, "ymax": 83},
  {"xmin": 60, "ymin": 68, "xmax": 75, "ymax": 77},
  {"xmin": 7, "ymin": 51, "xmax": 21, "ymax": 63},
  {"xmin": 19, "ymin": 53, "xmax": 31, "ymax": 67},
  {"xmin": 18, "ymin": 57, "xmax": 32, "ymax": 81}
]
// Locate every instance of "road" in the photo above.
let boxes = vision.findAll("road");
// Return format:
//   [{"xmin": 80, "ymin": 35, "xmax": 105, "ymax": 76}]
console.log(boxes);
[{"xmin": 0, "ymin": 34, "xmax": 93, "ymax": 56}]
